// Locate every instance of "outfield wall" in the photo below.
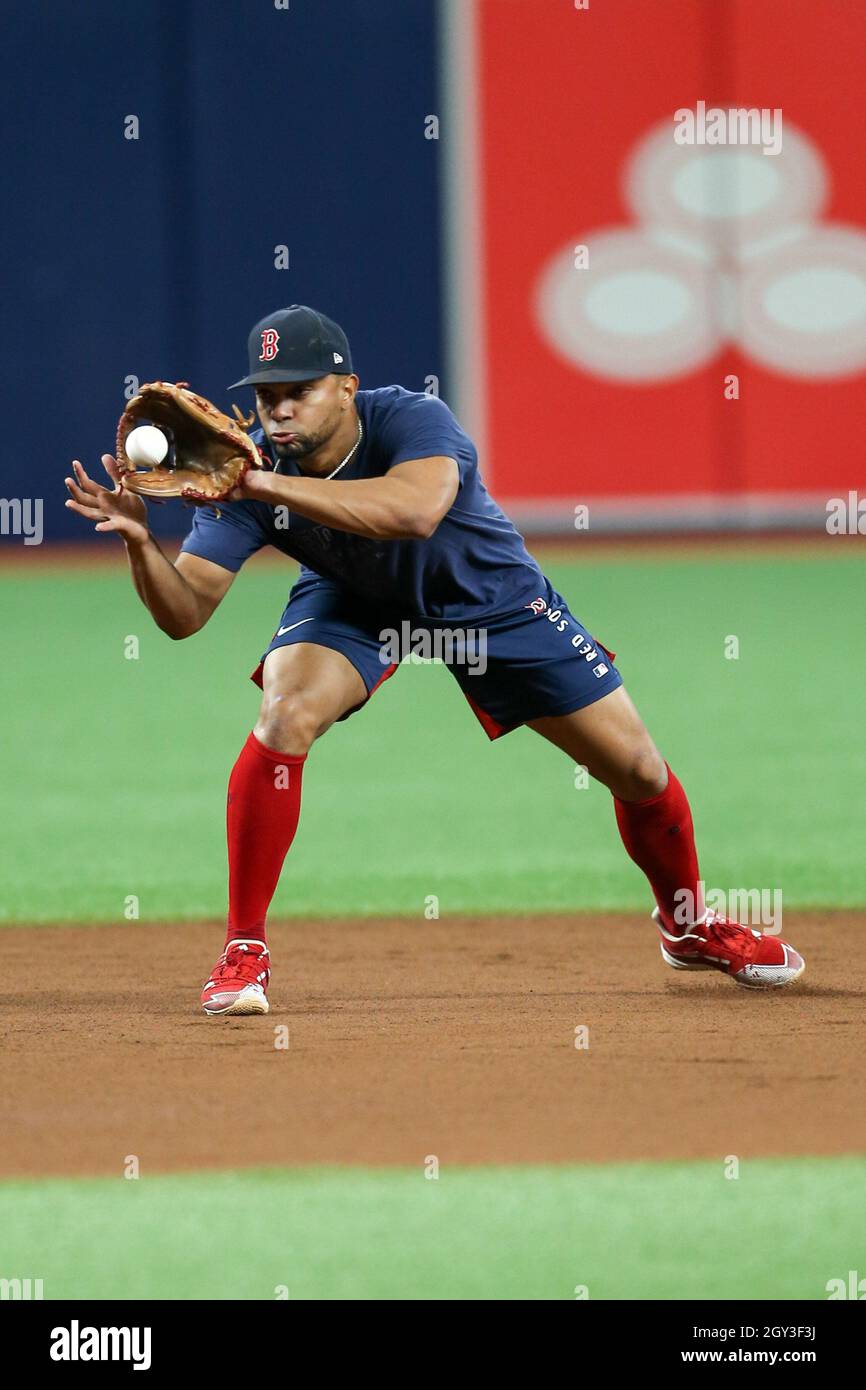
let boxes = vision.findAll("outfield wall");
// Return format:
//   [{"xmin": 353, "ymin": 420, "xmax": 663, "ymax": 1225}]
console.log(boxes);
[
  {"xmin": 2, "ymin": 1, "xmax": 442, "ymax": 546},
  {"xmin": 3, "ymin": 1, "xmax": 865, "ymax": 546},
  {"xmin": 444, "ymin": 0, "xmax": 866, "ymax": 532}
]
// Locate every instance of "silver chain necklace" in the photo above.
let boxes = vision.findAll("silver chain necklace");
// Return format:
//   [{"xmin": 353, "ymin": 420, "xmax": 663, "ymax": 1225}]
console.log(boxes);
[{"xmin": 324, "ymin": 419, "xmax": 363, "ymax": 480}]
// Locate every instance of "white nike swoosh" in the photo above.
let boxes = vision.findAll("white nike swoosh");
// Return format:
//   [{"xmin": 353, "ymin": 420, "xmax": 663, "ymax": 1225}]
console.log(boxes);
[{"xmin": 276, "ymin": 618, "xmax": 315, "ymax": 637}]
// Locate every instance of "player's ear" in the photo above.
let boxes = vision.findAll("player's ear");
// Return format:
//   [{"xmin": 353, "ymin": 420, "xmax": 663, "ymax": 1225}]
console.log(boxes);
[{"xmin": 340, "ymin": 374, "xmax": 359, "ymax": 406}]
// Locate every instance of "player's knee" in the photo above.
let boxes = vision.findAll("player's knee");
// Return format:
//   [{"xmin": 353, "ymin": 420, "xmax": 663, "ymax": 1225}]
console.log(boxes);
[
  {"xmin": 622, "ymin": 743, "xmax": 667, "ymax": 800},
  {"xmin": 255, "ymin": 688, "xmax": 325, "ymax": 756}
]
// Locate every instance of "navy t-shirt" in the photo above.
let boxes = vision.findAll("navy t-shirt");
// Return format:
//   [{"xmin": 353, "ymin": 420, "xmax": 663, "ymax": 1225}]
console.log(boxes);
[{"xmin": 180, "ymin": 385, "xmax": 545, "ymax": 621}]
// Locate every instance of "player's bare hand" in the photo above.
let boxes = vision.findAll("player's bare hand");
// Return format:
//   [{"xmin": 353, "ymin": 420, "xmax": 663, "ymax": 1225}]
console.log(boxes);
[
  {"xmin": 228, "ymin": 468, "xmax": 269, "ymax": 502},
  {"xmin": 64, "ymin": 456, "xmax": 150, "ymax": 545}
]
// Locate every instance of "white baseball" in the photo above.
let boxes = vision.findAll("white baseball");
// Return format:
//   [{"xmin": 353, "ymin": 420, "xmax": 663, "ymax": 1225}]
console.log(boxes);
[{"xmin": 125, "ymin": 425, "xmax": 169, "ymax": 466}]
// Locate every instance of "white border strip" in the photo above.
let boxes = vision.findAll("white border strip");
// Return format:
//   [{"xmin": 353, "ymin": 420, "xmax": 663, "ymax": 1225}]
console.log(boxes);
[
  {"xmin": 505, "ymin": 491, "xmax": 837, "ymax": 535},
  {"xmin": 440, "ymin": 0, "xmax": 489, "ymax": 481}
]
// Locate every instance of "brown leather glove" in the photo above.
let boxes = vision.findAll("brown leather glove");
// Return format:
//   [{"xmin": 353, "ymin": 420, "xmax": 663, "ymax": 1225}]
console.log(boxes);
[{"xmin": 116, "ymin": 381, "xmax": 264, "ymax": 502}]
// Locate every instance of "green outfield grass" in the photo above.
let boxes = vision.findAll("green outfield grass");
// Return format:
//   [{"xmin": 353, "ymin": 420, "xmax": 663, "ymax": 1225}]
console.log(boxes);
[
  {"xmin": 1, "ymin": 1155, "xmax": 863, "ymax": 1300},
  {"xmin": 1, "ymin": 549, "xmax": 863, "ymax": 922}
]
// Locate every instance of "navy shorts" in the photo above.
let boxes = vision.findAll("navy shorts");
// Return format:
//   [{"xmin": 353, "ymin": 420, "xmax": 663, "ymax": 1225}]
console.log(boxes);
[{"xmin": 251, "ymin": 576, "xmax": 623, "ymax": 740}]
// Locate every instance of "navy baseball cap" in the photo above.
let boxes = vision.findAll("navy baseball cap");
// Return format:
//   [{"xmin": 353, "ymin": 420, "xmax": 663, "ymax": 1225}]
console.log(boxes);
[{"xmin": 229, "ymin": 305, "xmax": 353, "ymax": 388}]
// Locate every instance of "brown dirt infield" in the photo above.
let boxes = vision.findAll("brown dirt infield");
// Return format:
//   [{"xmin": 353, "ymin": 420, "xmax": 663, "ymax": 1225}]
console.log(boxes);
[{"xmin": 1, "ymin": 912, "xmax": 863, "ymax": 1178}]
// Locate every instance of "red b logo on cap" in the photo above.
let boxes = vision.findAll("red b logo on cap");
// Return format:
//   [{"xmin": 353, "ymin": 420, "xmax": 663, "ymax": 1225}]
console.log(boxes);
[{"xmin": 259, "ymin": 329, "xmax": 280, "ymax": 362}]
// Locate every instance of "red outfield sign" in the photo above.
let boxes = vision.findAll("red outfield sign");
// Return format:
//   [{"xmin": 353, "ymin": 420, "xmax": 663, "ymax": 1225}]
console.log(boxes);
[{"xmin": 452, "ymin": 0, "xmax": 866, "ymax": 521}]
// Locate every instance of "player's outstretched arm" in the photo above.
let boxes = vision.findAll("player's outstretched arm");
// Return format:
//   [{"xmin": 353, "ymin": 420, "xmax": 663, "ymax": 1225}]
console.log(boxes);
[
  {"xmin": 65, "ymin": 456, "xmax": 235, "ymax": 638},
  {"xmin": 235, "ymin": 455, "xmax": 460, "ymax": 541}
]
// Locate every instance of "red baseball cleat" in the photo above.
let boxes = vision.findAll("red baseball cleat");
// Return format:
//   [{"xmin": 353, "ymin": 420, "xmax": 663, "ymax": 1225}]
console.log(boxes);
[
  {"xmin": 201, "ymin": 939, "xmax": 270, "ymax": 1015},
  {"xmin": 653, "ymin": 907, "xmax": 805, "ymax": 988}
]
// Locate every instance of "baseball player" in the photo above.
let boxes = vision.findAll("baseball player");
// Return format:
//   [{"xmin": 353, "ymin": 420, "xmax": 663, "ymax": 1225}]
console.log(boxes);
[{"xmin": 65, "ymin": 305, "xmax": 805, "ymax": 1014}]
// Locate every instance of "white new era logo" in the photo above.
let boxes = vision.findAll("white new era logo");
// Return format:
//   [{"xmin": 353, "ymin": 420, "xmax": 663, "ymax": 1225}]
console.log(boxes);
[{"xmin": 333, "ymin": 352, "xmax": 343, "ymax": 363}]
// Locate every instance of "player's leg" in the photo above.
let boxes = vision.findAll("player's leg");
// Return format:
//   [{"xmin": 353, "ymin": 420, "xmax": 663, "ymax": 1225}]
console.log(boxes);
[
  {"xmin": 201, "ymin": 643, "xmax": 367, "ymax": 1017},
  {"xmin": 528, "ymin": 684, "xmax": 667, "ymax": 800},
  {"xmin": 226, "ymin": 641, "xmax": 367, "ymax": 937},
  {"xmin": 527, "ymin": 687, "xmax": 804, "ymax": 986},
  {"xmin": 450, "ymin": 579, "xmax": 803, "ymax": 986},
  {"xmin": 527, "ymin": 685, "xmax": 702, "ymax": 928},
  {"xmin": 254, "ymin": 640, "xmax": 368, "ymax": 754}
]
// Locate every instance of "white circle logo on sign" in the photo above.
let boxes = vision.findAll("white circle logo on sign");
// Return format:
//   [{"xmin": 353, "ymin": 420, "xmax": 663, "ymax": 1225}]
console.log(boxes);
[{"xmin": 535, "ymin": 116, "xmax": 866, "ymax": 381}]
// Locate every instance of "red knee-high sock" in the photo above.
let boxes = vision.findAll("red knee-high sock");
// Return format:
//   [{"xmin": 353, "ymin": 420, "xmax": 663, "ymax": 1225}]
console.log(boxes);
[
  {"xmin": 613, "ymin": 763, "xmax": 704, "ymax": 931},
  {"xmin": 225, "ymin": 731, "xmax": 306, "ymax": 946}
]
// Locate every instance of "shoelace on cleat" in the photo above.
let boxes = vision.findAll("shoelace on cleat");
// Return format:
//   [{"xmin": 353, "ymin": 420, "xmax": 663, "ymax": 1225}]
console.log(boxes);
[
  {"xmin": 667, "ymin": 911, "xmax": 759, "ymax": 959},
  {"xmin": 209, "ymin": 943, "xmax": 270, "ymax": 987},
  {"xmin": 702, "ymin": 913, "xmax": 761, "ymax": 959}
]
